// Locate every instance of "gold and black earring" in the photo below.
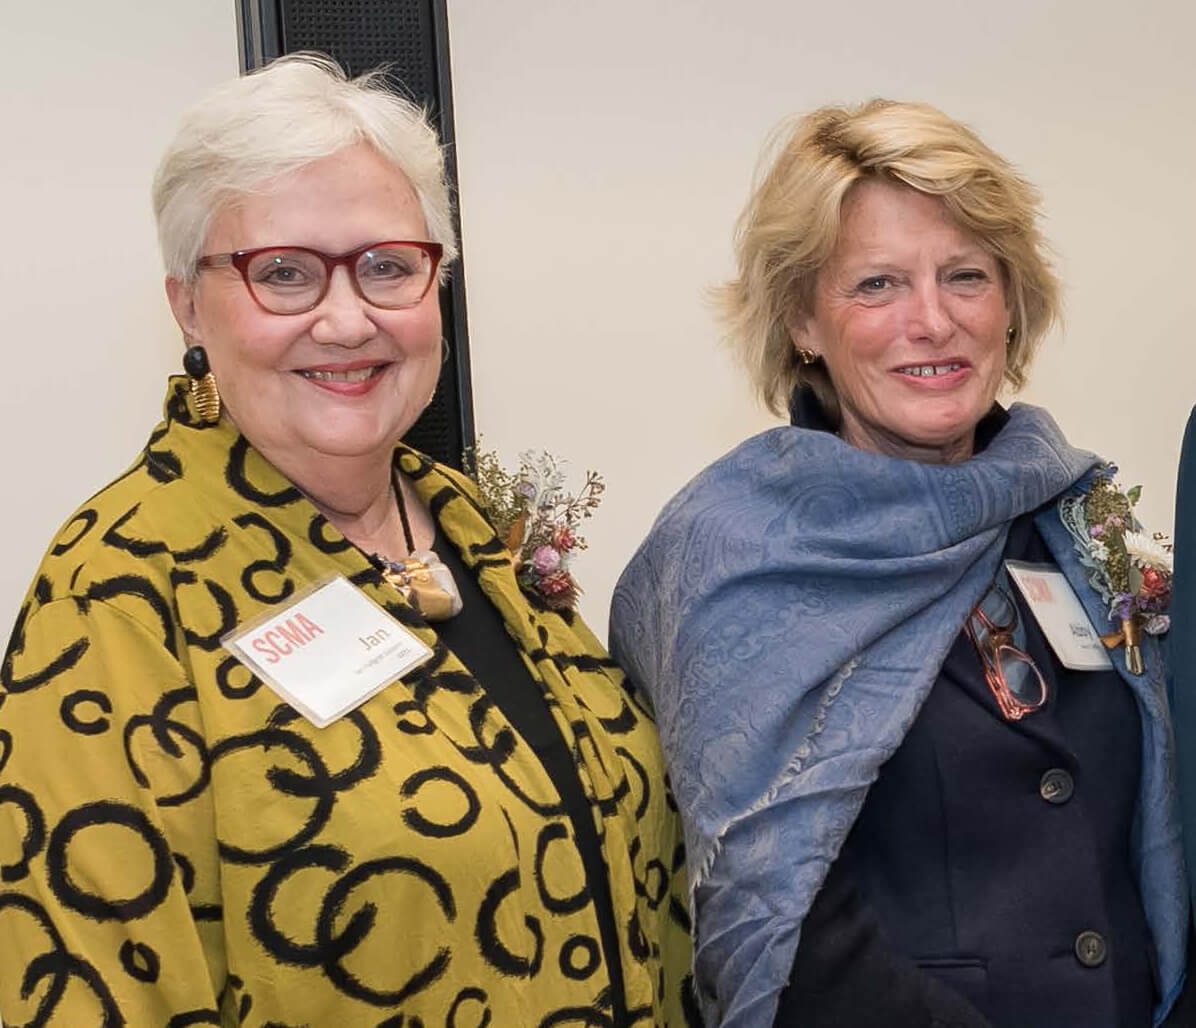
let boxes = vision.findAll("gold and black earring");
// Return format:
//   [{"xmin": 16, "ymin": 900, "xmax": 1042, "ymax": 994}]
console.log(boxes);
[
  {"xmin": 797, "ymin": 348, "xmax": 820, "ymax": 365},
  {"xmin": 183, "ymin": 344, "xmax": 221, "ymax": 424},
  {"xmin": 1006, "ymin": 325, "xmax": 1018, "ymax": 345}
]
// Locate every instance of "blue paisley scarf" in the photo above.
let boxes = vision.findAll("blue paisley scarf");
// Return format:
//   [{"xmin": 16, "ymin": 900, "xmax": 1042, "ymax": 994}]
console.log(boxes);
[{"xmin": 610, "ymin": 403, "xmax": 1188, "ymax": 1027}]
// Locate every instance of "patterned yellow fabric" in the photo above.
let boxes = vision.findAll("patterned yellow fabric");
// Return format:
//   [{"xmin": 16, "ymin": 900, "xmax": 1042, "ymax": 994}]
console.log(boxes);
[{"xmin": 0, "ymin": 378, "xmax": 693, "ymax": 1027}]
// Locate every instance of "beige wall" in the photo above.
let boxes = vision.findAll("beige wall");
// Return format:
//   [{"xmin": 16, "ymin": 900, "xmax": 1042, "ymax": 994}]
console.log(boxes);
[
  {"xmin": 1, "ymin": 3, "xmax": 239, "ymax": 636},
  {"xmin": 2, "ymin": 1, "xmax": 1194, "ymax": 648}
]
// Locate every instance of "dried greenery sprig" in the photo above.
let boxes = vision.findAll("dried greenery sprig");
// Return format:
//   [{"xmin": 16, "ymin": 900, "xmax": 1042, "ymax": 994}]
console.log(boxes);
[
  {"xmin": 464, "ymin": 444, "xmax": 605, "ymax": 610},
  {"xmin": 1061, "ymin": 467, "xmax": 1172, "ymax": 674}
]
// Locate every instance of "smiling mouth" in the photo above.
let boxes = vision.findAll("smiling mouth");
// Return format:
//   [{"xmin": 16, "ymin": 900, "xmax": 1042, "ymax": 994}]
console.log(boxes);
[
  {"xmin": 298, "ymin": 365, "xmax": 386, "ymax": 383},
  {"xmin": 896, "ymin": 362, "xmax": 965, "ymax": 378}
]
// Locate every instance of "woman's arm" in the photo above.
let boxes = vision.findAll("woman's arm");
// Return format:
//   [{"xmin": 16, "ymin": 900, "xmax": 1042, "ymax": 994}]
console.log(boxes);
[
  {"xmin": 776, "ymin": 853, "xmax": 992, "ymax": 1028},
  {"xmin": 1, "ymin": 596, "xmax": 225, "ymax": 1024}
]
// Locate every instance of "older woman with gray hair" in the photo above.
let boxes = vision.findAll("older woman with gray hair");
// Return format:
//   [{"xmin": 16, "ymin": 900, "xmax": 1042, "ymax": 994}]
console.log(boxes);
[
  {"xmin": 0, "ymin": 55, "xmax": 692, "ymax": 1026},
  {"xmin": 611, "ymin": 100, "xmax": 1191, "ymax": 1027}
]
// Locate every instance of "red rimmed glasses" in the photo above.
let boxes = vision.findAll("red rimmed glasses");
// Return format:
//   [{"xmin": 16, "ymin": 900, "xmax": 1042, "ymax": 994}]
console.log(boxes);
[
  {"xmin": 196, "ymin": 240, "xmax": 443, "ymax": 315},
  {"xmin": 964, "ymin": 585, "xmax": 1048, "ymax": 721}
]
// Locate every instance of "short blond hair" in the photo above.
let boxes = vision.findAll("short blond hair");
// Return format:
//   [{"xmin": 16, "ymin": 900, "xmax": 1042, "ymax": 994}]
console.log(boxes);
[
  {"xmin": 717, "ymin": 99, "xmax": 1060, "ymax": 417},
  {"xmin": 153, "ymin": 53, "xmax": 456, "ymax": 284}
]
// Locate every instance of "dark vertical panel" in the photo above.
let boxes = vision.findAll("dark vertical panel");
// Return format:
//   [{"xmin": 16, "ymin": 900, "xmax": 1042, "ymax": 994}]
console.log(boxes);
[
  {"xmin": 237, "ymin": 0, "xmax": 473, "ymax": 468},
  {"xmin": 236, "ymin": 1, "xmax": 282, "ymax": 69}
]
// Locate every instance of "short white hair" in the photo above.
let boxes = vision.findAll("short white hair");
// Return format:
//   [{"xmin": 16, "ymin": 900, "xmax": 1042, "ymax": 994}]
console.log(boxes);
[{"xmin": 152, "ymin": 52, "xmax": 457, "ymax": 282}]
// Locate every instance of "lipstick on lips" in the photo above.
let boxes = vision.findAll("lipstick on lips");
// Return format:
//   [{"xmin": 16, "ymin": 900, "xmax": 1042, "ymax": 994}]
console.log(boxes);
[{"xmin": 295, "ymin": 359, "xmax": 391, "ymax": 396}]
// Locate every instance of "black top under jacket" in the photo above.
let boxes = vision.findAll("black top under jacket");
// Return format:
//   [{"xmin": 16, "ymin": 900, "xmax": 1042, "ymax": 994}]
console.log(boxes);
[
  {"xmin": 776, "ymin": 392, "xmax": 1165, "ymax": 1028},
  {"xmin": 431, "ymin": 529, "xmax": 630, "ymax": 1027}
]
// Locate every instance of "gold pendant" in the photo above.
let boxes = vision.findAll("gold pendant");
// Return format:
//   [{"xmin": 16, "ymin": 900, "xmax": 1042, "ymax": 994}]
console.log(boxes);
[{"xmin": 380, "ymin": 554, "xmax": 462, "ymax": 621}]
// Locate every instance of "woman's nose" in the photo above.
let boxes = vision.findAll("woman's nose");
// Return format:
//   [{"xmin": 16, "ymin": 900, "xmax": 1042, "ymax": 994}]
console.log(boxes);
[
  {"xmin": 908, "ymin": 283, "xmax": 954, "ymax": 342},
  {"xmin": 310, "ymin": 267, "xmax": 375, "ymax": 346}
]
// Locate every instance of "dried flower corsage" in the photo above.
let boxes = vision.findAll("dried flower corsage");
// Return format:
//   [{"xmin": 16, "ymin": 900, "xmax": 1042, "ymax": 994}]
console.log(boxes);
[
  {"xmin": 1060, "ymin": 468, "xmax": 1172, "ymax": 674},
  {"xmin": 465, "ymin": 446, "xmax": 605, "ymax": 610}
]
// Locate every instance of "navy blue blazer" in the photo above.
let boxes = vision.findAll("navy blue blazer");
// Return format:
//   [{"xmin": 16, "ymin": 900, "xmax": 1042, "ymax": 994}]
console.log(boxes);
[{"xmin": 779, "ymin": 514, "xmax": 1155, "ymax": 1027}]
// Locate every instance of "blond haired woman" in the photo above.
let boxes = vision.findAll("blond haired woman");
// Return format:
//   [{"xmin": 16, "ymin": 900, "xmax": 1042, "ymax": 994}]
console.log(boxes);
[
  {"xmin": 612, "ymin": 100, "xmax": 1190, "ymax": 1027},
  {"xmin": 0, "ymin": 55, "xmax": 693, "ymax": 1026}
]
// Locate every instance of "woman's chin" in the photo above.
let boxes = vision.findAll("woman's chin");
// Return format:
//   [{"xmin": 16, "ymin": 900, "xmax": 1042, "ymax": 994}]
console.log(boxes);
[
  {"xmin": 290, "ymin": 417, "xmax": 410, "ymax": 462},
  {"xmin": 898, "ymin": 400, "xmax": 989, "ymax": 445}
]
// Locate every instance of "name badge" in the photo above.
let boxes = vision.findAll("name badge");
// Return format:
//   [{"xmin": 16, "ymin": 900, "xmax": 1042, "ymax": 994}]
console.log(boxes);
[
  {"xmin": 1004, "ymin": 560, "xmax": 1112, "ymax": 671},
  {"xmin": 222, "ymin": 575, "xmax": 433, "ymax": 727}
]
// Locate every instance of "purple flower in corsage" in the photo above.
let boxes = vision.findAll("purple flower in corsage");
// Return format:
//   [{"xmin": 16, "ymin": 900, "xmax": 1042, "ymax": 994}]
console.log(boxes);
[
  {"xmin": 465, "ymin": 444, "xmax": 605, "ymax": 611},
  {"xmin": 532, "ymin": 545, "xmax": 562, "ymax": 574}
]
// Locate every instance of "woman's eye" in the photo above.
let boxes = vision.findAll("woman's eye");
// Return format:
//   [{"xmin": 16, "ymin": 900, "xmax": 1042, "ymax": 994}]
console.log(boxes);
[
  {"xmin": 857, "ymin": 276, "xmax": 893, "ymax": 293},
  {"xmin": 257, "ymin": 264, "xmax": 310, "ymax": 287},
  {"xmin": 951, "ymin": 269, "xmax": 988, "ymax": 284},
  {"xmin": 365, "ymin": 258, "xmax": 414, "ymax": 280}
]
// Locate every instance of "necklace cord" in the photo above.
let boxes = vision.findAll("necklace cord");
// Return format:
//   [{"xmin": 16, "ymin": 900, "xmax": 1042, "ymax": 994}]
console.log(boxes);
[{"xmin": 393, "ymin": 473, "xmax": 416, "ymax": 553}]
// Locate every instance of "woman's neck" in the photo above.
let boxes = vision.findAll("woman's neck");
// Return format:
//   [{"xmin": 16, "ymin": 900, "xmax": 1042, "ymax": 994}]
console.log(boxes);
[
  {"xmin": 245, "ymin": 431, "xmax": 439, "ymax": 559},
  {"xmin": 263, "ymin": 446, "xmax": 407, "ymax": 558},
  {"xmin": 839, "ymin": 410, "xmax": 975, "ymax": 465},
  {"xmin": 312, "ymin": 465, "xmax": 406, "ymax": 553},
  {"xmin": 311, "ymin": 483, "xmax": 404, "ymax": 558}
]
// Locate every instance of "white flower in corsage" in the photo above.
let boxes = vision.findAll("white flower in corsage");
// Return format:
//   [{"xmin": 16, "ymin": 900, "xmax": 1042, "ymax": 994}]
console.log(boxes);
[
  {"xmin": 465, "ymin": 445, "xmax": 604, "ymax": 611},
  {"xmin": 1122, "ymin": 530, "xmax": 1174, "ymax": 575},
  {"xmin": 1061, "ymin": 469, "xmax": 1172, "ymax": 674}
]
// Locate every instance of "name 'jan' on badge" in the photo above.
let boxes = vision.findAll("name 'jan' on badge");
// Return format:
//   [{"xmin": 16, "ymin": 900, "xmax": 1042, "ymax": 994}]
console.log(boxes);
[{"xmin": 222, "ymin": 574, "xmax": 433, "ymax": 728}]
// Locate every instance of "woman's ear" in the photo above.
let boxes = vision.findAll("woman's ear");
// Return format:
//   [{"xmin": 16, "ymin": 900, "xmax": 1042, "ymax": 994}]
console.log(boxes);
[
  {"xmin": 785, "ymin": 310, "xmax": 822, "ymax": 360},
  {"xmin": 165, "ymin": 276, "xmax": 200, "ymax": 341}
]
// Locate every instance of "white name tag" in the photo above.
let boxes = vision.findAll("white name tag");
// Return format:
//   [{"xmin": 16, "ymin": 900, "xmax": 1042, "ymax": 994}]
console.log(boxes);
[
  {"xmin": 1004, "ymin": 560, "xmax": 1113, "ymax": 672},
  {"xmin": 222, "ymin": 575, "xmax": 433, "ymax": 727}
]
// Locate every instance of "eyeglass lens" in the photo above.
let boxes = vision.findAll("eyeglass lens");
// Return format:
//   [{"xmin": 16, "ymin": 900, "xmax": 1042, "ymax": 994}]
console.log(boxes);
[
  {"xmin": 990, "ymin": 641, "xmax": 1047, "ymax": 706},
  {"xmin": 971, "ymin": 587, "xmax": 1047, "ymax": 709},
  {"xmin": 245, "ymin": 244, "xmax": 434, "ymax": 313}
]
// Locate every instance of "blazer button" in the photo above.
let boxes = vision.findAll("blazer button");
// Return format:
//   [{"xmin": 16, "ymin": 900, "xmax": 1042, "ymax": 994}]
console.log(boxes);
[
  {"xmin": 1075, "ymin": 930, "xmax": 1107, "ymax": 967},
  {"xmin": 1039, "ymin": 768, "xmax": 1074, "ymax": 804}
]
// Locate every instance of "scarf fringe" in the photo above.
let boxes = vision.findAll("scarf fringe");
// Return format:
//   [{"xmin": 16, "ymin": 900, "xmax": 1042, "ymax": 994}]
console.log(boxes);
[{"xmin": 688, "ymin": 656, "xmax": 859, "ymax": 903}]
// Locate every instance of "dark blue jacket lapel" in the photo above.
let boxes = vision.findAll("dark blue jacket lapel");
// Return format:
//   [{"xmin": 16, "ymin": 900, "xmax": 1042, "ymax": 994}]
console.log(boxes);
[{"xmin": 1169, "ymin": 404, "xmax": 1196, "ymax": 927}]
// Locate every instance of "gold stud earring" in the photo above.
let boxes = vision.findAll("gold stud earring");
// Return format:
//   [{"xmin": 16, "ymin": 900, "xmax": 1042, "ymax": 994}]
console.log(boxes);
[
  {"xmin": 183, "ymin": 344, "xmax": 221, "ymax": 425},
  {"xmin": 1006, "ymin": 326, "xmax": 1018, "ymax": 345},
  {"xmin": 797, "ymin": 348, "xmax": 820, "ymax": 365}
]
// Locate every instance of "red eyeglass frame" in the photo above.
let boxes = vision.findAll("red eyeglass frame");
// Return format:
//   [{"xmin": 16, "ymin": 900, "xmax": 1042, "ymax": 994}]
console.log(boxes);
[{"xmin": 195, "ymin": 240, "xmax": 443, "ymax": 315}]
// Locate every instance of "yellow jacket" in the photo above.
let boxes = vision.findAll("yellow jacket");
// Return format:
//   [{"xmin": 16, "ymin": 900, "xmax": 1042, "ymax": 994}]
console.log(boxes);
[{"xmin": 0, "ymin": 377, "xmax": 693, "ymax": 1026}]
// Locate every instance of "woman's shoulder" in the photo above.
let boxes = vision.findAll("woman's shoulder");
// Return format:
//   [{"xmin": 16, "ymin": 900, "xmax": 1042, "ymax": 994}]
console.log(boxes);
[
  {"xmin": 612, "ymin": 427, "xmax": 827, "ymax": 654},
  {"xmin": 17, "ymin": 438, "xmax": 225, "ymax": 639},
  {"xmin": 643, "ymin": 425, "xmax": 834, "ymax": 547}
]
